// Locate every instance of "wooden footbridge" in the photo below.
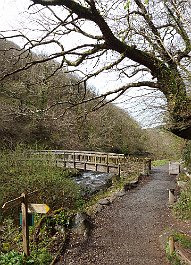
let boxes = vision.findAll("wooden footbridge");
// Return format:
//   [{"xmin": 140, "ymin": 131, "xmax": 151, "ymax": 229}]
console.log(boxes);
[{"xmin": 29, "ymin": 150, "xmax": 151, "ymax": 177}]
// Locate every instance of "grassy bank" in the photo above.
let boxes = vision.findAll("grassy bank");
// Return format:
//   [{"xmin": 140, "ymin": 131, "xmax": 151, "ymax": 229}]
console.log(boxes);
[
  {"xmin": 152, "ymin": 159, "xmax": 168, "ymax": 167},
  {"xmin": 173, "ymin": 178, "xmax": 191, "ymax": 220},
  {"xmin": 0, "ymin": 148, "xmax": 86, "ymax": 264},
  {"xmin": 0, "ymin": 148, "xmax": 85, "ymax": 221},
  {"xmin": 166, "ymin": 169, "xmax": 191, "ymax": 264}
]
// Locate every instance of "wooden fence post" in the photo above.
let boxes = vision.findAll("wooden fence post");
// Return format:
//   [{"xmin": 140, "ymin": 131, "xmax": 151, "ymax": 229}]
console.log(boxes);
[
  {"xmin": 63, "ymin": 152, "xmax": 66, "ymax": 167},
  {"xmin": 107, "ymin": 154, "xmax": 109, "ymax": 173},
  {"xmin": 118, "ymin": 163, "xmax": 121, "ymax": 178},
  {"xmin": 169, "ymin": 236, "xmax": 175, "ymax": 255},
  {"xmin": 169, "ymin": 189, "xmax": 175, "ymax": 204},
  {"xmin": 21, "ymin": 192, "xmax": 30, "ymax": 256},
  {"xmin": 84, "ymin": 162, "xmax": 87, "ymax": 171},
  {"xmin": 148, "ymin": 159, "xmax": 151, "ymax": 170},
  {"xmin": 73, "ymin": 152, "xmax": 76, "ymax": 169}
]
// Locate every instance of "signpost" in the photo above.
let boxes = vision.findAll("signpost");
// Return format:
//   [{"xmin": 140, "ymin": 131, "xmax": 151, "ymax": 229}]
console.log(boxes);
[{"xmin": 2, "ymin": 191, "xmax": 50, "ymax": 256}]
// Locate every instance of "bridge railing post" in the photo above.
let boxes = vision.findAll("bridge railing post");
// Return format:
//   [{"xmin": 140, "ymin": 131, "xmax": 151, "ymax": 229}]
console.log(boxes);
[
  {"xmin": 84, "ymin": 162, "xmax": 86, "ymax": 171},
  {"xmin": 118, "ymin": 163, "xmax": 121, "ymax": 178},
  {"xmin": 107, "ymin": 154, "xmax": 109, "ymax": 173},
  {"xmin": 95, "ymin": 155, "xmax": 98, "ymax": 171},
  {"xmin": 73, "ymin": 152, "xmax": 76, "ymax": 168},
  {"xmin": 63, "ymin": 152, "xmax": 66, "ymax": 167}
]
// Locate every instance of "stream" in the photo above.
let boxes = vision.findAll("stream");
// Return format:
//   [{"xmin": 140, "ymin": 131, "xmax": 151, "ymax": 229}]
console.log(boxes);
[{"xmin": 73, "ymin": 171, "xmax": 113, "ymax": 193}]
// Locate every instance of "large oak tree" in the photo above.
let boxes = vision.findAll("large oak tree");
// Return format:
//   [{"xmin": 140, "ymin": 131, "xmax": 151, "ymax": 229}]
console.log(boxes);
[{"xmin": 1, "ymin": 0, "xmax": 191, "ymax": 139}]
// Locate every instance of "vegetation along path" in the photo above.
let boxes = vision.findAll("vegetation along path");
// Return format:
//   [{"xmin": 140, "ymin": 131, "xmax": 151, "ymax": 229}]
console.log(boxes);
[{"xmin": 63, "ymin": 165, "xmax": 178, "ymax": 265}]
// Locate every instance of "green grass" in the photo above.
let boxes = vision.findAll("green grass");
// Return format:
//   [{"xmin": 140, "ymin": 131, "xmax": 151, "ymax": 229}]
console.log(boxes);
[
  {"xmin": 174, "ymin": 233, "xmax": 191, "ymax": 249},
  {"xmin": 152, "ymin": 159, "xmax": 168, "ymax": 167}
]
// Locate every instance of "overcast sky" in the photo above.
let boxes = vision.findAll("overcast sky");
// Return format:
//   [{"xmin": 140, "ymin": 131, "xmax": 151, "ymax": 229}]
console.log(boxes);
[{"xmin": 0, "ymin": 0, "xmax": 29, "ymax": 28}]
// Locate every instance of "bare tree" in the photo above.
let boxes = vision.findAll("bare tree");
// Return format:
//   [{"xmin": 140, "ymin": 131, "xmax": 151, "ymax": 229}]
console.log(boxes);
[{"xmin": 0, "ymin": 0, "xmax": 191, "ymax": 139}]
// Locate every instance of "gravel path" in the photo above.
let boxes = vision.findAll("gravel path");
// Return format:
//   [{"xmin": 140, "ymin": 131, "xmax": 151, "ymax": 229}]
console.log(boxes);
[{"xmin": 63, "ymin": 165, "xmax": 177, "ymax": 265}]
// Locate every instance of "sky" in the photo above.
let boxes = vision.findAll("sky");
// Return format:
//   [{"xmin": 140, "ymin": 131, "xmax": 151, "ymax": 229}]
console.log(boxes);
[
  {"xmin": 0, "ymin": 0, "xmax": 29, "ymax": 29},
  {"xmin": 0, "ymin": 0, "xmax": 165, "ymax": 128}
]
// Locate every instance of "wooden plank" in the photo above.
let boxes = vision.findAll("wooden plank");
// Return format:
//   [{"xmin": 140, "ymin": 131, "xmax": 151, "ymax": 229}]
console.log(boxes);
[
  {"xmin": 2, "ymin": 190, "xmax": 38, "ymax": 209},
  {"xmin": 2, "ymin": 195, "xmax": 23, "ymax": 209},
  {"xmin": 169, "ymin": 189, "xmax": 175, "ymax": 204}
]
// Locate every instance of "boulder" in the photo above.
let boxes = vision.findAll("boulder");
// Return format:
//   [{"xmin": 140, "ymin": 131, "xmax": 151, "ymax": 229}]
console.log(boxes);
[
  {"xmin": 98, "ymin": 198, "xmax": 111, "ymax": 205},
  {"xmin": 72, "ymin": 213, "xmax": 91, "ymax": 236}
]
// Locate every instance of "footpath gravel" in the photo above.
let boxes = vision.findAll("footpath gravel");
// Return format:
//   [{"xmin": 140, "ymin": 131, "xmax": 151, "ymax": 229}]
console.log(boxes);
[{"xmin": 62, "ymin": 165, "xmax": 179, "ymax": 264}]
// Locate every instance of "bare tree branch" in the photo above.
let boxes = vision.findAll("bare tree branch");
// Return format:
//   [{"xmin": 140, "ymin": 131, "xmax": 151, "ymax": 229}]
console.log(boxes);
[{"xmin": 0, "ymin": 0, "xmax": 191, "ymax": 139}]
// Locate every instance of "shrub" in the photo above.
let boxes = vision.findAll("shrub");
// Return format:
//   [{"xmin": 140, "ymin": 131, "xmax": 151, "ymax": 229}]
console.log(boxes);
[
  {"xmin": 0, "ymin": 249, "xmax": 52, "ymax": 265},
  {"xmin": 0, "ymin": 251, "xmax": 24, "ymax": 265}
]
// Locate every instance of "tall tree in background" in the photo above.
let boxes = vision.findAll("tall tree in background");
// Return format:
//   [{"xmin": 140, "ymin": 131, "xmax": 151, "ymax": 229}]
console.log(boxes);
[{"xmin": 1, "ymin": 0, "xmax": 191, "ymax": 139}]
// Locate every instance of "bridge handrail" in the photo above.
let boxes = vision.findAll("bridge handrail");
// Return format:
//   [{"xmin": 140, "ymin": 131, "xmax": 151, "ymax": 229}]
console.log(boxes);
[
  {"xmin": 26, "ymin": 150, "xmax": 151, "ymax": 162},
  {"xmin": 27, "ymin": 150, "xmax": 125, "ymax": 158}
]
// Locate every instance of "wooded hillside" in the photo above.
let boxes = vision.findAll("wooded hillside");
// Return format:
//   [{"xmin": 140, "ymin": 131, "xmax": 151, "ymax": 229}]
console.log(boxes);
[{"xmin": 0, "ymin": 39, "xmax": 183, "ymax": 159}]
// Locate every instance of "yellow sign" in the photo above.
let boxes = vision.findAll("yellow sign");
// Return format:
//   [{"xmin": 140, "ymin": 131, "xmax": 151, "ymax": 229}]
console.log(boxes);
[{"xmin": 28, "ymin": 204, "xmax": 50, "ymax": 214}]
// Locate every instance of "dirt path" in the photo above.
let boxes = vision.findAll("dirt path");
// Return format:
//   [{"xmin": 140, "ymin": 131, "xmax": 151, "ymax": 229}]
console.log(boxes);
[{"xmin": 63, "ymin": 165, "xmax": 178, "ymax": 265}]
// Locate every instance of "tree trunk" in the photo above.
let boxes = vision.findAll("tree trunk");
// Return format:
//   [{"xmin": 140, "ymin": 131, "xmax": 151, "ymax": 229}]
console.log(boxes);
[{"xmin": 158, "ymin": 67, "xmax": 191, "ymax": 140}]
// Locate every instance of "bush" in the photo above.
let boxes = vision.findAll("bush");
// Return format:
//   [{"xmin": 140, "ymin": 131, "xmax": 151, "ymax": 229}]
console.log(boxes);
[
  {"xmin": 0, "ymin": 211, "xmax": 70, "ymax": 264},
  {"xmin": 0, "ymin": 249, "xmax": 52, "ymax": 265},
  {"xmin": 0, "ymin": 251, "xmax": 24, "ymax": 265}
]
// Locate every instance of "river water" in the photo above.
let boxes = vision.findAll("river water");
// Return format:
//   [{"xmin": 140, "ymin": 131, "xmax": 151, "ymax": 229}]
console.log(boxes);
[{"xmin": 74, "ymin": 171, "xmax": 112, "ymax": 193}]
